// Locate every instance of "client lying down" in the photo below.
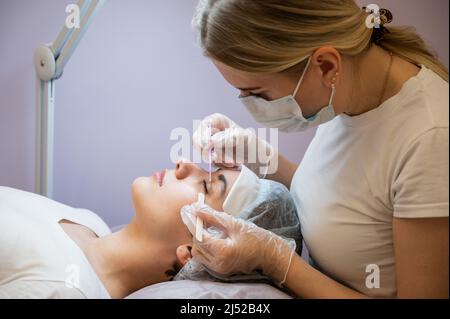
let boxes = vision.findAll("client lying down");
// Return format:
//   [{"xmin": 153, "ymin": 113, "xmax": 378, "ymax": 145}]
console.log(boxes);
[{"xmin": 0, "ymin": 161, "xmax": 301, "ymax": 298}]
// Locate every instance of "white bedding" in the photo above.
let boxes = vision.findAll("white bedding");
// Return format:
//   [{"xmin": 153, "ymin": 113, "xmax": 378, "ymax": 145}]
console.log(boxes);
[{"xmin": 125, "ymin": 280, "xmax": 293, "ymax": 299}]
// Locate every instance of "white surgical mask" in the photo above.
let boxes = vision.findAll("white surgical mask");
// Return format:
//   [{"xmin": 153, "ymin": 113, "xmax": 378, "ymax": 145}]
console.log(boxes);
[{"xmin": 240, "ymin": 57, "xmax": 337, "ymax": 132}]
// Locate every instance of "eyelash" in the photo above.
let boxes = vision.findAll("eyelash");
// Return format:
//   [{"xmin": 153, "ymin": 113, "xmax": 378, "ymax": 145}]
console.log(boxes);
[
  {"xmin": 202, "ymin": 180, "xmax": 208, "ymax": 194},
  {"xmin": 255, "ymin": 93, "xmax": 271, "ymax": 101}
]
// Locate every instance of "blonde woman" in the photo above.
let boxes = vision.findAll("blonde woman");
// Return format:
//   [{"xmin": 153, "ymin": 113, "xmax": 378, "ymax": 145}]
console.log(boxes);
[{"xmin": 183, "ymin": 0, "xmax": 449, "ymax": 298}]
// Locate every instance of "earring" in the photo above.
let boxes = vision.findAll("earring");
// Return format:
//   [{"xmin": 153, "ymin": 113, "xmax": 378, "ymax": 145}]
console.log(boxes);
[{"xmin": 331, "ymin": 72, "xmax": 339, "ymax": 88}]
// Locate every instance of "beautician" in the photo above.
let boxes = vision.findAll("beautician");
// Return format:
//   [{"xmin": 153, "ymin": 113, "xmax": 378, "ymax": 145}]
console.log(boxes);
[{"xmin": 182, "ymin": 0, "xmax": 449, "ymax": 298}]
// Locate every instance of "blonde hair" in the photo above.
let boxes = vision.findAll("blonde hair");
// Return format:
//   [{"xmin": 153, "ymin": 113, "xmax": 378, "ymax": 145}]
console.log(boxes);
[{"xmin": 194, "ymin": 0, "xmax": 448, "ymax": 81}]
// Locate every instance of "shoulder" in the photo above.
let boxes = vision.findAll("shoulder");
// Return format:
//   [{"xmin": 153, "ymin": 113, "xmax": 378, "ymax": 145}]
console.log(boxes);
[
  {"xmin": 0, "ymin": 280, "xmax": 86, "ymax": 299},
  {"xmin": 415, "ymin": 66, "xmax": 448, "ymax": 128},
  {"xmin": 379, "ymin": 67, "xmax": 448, "ymax": 167},
  {"xmin": 0, "ymin": 186, "xmax": 111, "ymax": 236},
  {"xmin": 0, "ymin": 186, "xmax": 75, "ymax": 220},
  {"xmin": 0, "ymin": 186, "xmax": 41, "ymax": 205},
  {"xmin": 393, "ymin": 67, "xmax": 449, "ymax": 163},
  {"xmin": 393, "ymin": 66, "xmax": 448, "ymax": 135}
]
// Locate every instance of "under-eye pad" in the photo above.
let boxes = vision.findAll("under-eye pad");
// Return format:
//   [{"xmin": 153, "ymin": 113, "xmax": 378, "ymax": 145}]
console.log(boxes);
[{"xmin": 222, "ymin": 165, "xmax": 261, "ymax": 216}]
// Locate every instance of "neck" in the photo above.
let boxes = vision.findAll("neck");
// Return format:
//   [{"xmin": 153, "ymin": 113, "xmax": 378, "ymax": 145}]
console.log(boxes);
[
  {"xmin": 341, "ymin": 44, "xmax": 420, "ymax": 116},
  {"xmin": 85, "ymin": 219, "xmax": 174, "ymax": 298}
]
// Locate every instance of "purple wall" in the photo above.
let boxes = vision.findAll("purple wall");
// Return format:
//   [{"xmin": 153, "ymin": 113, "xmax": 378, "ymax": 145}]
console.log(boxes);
[{"xmin": 0, "ymin": 0, "xmax": 448, "ymax": 227}]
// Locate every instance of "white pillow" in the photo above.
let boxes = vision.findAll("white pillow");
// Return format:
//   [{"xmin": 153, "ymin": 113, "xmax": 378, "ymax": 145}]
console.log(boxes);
[{"xmin": 125, "ymin": 280, "xmax": 292, "ymax": 299}]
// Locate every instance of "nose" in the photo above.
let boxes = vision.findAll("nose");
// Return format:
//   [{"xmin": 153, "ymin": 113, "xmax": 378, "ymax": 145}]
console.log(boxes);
[{"xmin": 175, "ymin": 160, "xmax": 204, "ymax": 180}]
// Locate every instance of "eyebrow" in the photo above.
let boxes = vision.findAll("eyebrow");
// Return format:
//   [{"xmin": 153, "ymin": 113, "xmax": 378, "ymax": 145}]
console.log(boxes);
[{"xmin": 218, "ymin": 174, "xmax": 227, "ymax": 196}]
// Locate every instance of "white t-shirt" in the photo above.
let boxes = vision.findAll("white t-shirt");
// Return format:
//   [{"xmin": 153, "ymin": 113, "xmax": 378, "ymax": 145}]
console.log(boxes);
[
  {"xmin": 290, "ymin": 65, "xmax": 449, "ymax": 298},
  {"xmin": 0, "ymin": 187, "xmax": 111, "ymax": 298}
]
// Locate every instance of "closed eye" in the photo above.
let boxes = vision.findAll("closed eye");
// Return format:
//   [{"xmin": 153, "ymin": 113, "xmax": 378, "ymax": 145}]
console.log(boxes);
[
  {"xmin": 253, "ymin": 92, "xmax": 270, "ymax": 100},
  {"xmin": 202, "ymin": 180, "xmax": 208, "ymax": 194}
]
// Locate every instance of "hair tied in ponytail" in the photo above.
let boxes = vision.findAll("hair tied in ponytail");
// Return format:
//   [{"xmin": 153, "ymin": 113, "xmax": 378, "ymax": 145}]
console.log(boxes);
[{"xmin": 363, "ymin": 6, "xmax": 393, "ymax": 44}]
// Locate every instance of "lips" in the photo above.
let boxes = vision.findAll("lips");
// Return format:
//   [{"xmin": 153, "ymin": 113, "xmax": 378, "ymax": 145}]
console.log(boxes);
[{"xmin": 154, "ymin": 170, "xmax": 165, "ymax": 187}]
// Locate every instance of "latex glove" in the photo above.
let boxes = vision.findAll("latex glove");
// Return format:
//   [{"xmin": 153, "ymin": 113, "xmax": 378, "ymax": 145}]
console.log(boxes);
[
  {"xmin": 193, "ymin": 113, "xmax": 277, "ymax": 178},
  {"xmin": 180, "ymin": 202, "xmax": 296, "ymax": 286}
]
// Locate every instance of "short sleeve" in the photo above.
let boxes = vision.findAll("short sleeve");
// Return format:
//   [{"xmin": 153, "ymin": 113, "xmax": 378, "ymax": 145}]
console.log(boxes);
[{"xmin": 392, "ymin": 127, "xmax": 449, "ymax": 218}]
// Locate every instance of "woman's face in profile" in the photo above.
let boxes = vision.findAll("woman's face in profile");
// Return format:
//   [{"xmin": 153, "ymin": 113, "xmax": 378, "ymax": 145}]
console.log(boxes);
[{"xmin": 131, "ymin": 161, "xmax": 240, "ymax": 244}]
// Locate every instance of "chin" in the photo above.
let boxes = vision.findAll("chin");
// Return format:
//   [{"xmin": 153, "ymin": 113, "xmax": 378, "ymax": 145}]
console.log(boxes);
[
  {"xmin": 131, "ymin": 176, "xmax": 154, "ymax": 205},
  {"xmin": 131, "ymin": 176, "xmax": 165, "ymax": 228}
]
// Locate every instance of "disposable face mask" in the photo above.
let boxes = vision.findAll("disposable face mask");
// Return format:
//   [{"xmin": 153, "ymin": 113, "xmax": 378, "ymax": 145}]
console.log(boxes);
[
  {"xmin": 222, "ymin": 165, "xmax": 261, "ymax": 217},
  {"xmin": 240, "ymin": 57, "xmax": 337, "ymax": 132}
]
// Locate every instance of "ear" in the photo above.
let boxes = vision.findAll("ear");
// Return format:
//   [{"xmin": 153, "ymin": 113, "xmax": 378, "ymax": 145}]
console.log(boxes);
[
  {"xmin": 311, "ymin": 46, "xmax": 341, "ymax": 88},
  {"xmin": 176, "ymin": 244, "xmax": 193, "ymax": 266}
]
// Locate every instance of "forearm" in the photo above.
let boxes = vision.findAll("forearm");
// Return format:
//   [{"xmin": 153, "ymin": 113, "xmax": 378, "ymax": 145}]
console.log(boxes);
[
  {"xmin": 284, "ymin": 254, "xmax": 368, "ymax": 299},
  {"xmin": 266, "ymin": 152, "xmax": 298, "ymax": 189}
]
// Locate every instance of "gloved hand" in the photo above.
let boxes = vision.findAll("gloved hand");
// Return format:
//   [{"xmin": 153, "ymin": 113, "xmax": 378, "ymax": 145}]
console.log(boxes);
[
  {"xmin": 180, "ymin": 202, "xmax": 296, "ymax": 286},
  {"xmin": 193, "ymin": 113, "xmax": 277, "ymax": 178}
]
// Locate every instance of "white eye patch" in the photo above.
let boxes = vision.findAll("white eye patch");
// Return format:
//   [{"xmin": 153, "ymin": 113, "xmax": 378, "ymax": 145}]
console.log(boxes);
[{"xmin": 222, "ymin": 165, "xmax": 260, "ymax": 216}]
